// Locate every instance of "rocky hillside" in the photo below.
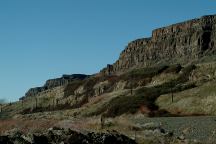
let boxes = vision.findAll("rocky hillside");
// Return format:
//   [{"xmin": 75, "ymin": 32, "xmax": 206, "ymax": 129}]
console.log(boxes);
[
  {"xmin": 1, "ymin": 14, "xmax": 213, "ymax": 118},
  {"xmin": 1, "ymin": 14, "xmax": 216, "ymax": 144},
  {"xmin": 101, "ymin": 15, "xmax": 216, "ymax": 75},
  {"xmin": 21, "ymin": 74, "xmax": 89, "ymax": 100}
]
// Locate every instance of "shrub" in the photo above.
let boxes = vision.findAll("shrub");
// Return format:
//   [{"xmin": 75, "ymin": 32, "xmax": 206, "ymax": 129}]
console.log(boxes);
[
  {"xmin": 163, "ymin": 64, "xmax": 182, "ymax": 73},
  {"xmin": 177, "ymin": 64, "xmax": 196, "ymax": 82}
]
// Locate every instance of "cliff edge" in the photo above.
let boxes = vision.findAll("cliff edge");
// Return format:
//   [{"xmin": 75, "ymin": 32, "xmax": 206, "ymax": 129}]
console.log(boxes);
[{"xmin": 101, "ymin": 15, "xmax": 216, "ymax": 75}]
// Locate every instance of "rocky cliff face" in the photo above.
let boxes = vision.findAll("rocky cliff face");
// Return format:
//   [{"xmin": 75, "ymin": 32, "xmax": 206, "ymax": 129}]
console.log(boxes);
[
  {"xmin": 22, "ymin": 74, "xmax": 89, "ymax": 99},
  {"xmin": 21, "ymin": 15, "xmax": 216, "ymax": 102},
  {"xmin": 101, "ymin": 15, "xmax": 216, "ymax": 75}
]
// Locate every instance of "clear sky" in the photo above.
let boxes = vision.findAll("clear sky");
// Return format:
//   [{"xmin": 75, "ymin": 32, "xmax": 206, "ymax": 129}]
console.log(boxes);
[{"xmin": 0, "ymin": 0, "xmax": 216, "ymax": 102}]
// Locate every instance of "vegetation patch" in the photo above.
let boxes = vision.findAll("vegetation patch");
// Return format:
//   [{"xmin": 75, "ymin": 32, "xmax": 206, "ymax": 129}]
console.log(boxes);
[
  {"xmin": 122, "ymin": 65, "xmax": 169, "ymax": 80},
  {"xmin": 163, "ymin": 64, "xmax": 182, "ymax": 74},
  {"xmin": 93, "ymin": 65, "xmax": 196, "ymax": 117},
  {"xmin": 64, "ymin": 80, "xmax": 84, "ymax": 97}
]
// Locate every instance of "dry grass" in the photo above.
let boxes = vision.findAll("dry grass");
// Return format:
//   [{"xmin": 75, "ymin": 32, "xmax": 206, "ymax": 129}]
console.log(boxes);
[
  {"xmin": 156, "ymin": 80, "xmax": 216, "ymax": 115},
  {"xmin": 146, "ymin": 73, "xmax": 178, "ymax": 87},
  {"xmin": 0, "ymin": 118, "xmax": 58, "ymax": 134}
]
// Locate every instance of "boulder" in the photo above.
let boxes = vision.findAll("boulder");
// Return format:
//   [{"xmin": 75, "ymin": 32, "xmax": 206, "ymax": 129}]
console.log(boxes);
[{"xmin": 0, "ymin": 128, "xmax": 137, "ymax": 144}]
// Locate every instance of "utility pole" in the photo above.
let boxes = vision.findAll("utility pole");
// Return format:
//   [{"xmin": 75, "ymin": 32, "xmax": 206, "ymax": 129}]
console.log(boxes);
[
  {"xmin": 171, "ymin": 86, "xmax": 174, "ymax": 103},
  {"xmin": 35, "ymin": 98, "xmax": 38, "ymax": 109}
]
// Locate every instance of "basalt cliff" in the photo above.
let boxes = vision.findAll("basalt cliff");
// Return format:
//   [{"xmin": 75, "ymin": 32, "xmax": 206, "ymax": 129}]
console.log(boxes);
[
  {"xmin": 20, "ymin": 15, "xmax": 216, "ymax": 100},
  {"xmin": 101, "ymin": 15, "xmax": 216, "ymax": 75}
]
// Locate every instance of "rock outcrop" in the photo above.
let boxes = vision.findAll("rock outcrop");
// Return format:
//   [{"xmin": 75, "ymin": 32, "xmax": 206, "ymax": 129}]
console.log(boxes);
[
  {"xmin": 101, "ymin": 15, "xmax": 216, "ymax": 75},
  {"xmin": 21, "ymin": 74, "xmax": 89, "ymax": 100},
  {"xmin": 0, "ymin": 128, "xmax": 136, "ymax": 144}
]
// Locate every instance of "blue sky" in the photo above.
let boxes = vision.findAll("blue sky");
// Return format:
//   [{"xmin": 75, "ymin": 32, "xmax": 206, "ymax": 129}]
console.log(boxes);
[{"xmin": 0, "ymin": 0, "xmax": 216, "ymax": 102}]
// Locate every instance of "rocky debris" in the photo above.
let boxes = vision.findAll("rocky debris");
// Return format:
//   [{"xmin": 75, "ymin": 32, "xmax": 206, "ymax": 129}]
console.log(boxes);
[
  {"xmin": 0, "ymin": 128, "xmax": 137, "ymax": 144},
  {"xmin": 21, "ymin": 74, "xmax": 89, "ymax": 100},
  {"xmin": 129, "ymin": 122, "xmax": 176, "ymax": 144},
  {"xmin": 101, "ymin": 15, "xmax": 216, "ymax": 75},
  {"xmin": 141, "ymin": 122, "xmax": 162, "ymax": 130}
]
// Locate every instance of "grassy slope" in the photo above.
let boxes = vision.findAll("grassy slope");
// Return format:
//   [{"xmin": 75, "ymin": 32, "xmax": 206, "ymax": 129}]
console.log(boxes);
[
  {"xmin": 1, "ymin": 61, "xmax": 216, "ymax": 119},
  {"xmin": 156, "ymin": 80, "xmax": 216, "ymax": 115}
]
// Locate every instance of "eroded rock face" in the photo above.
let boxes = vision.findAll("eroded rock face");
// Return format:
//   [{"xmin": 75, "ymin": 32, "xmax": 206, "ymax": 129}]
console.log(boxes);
[
  {"xmin": 93, "ymin": 81, "xmax": 110, "ymax": 96},
  {"xmin": 101, "ymin": 15, "xmax": 216, "ymax": 75},
  {"xmin": 22, "ymin": 74, "xmax": 89, "ymax": 99}
]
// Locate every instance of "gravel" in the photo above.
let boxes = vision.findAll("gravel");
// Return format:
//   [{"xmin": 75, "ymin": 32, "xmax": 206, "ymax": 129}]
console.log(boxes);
[{"xmin": 133, "ymin": 116, "xmax": 216, "ymax": 142}]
